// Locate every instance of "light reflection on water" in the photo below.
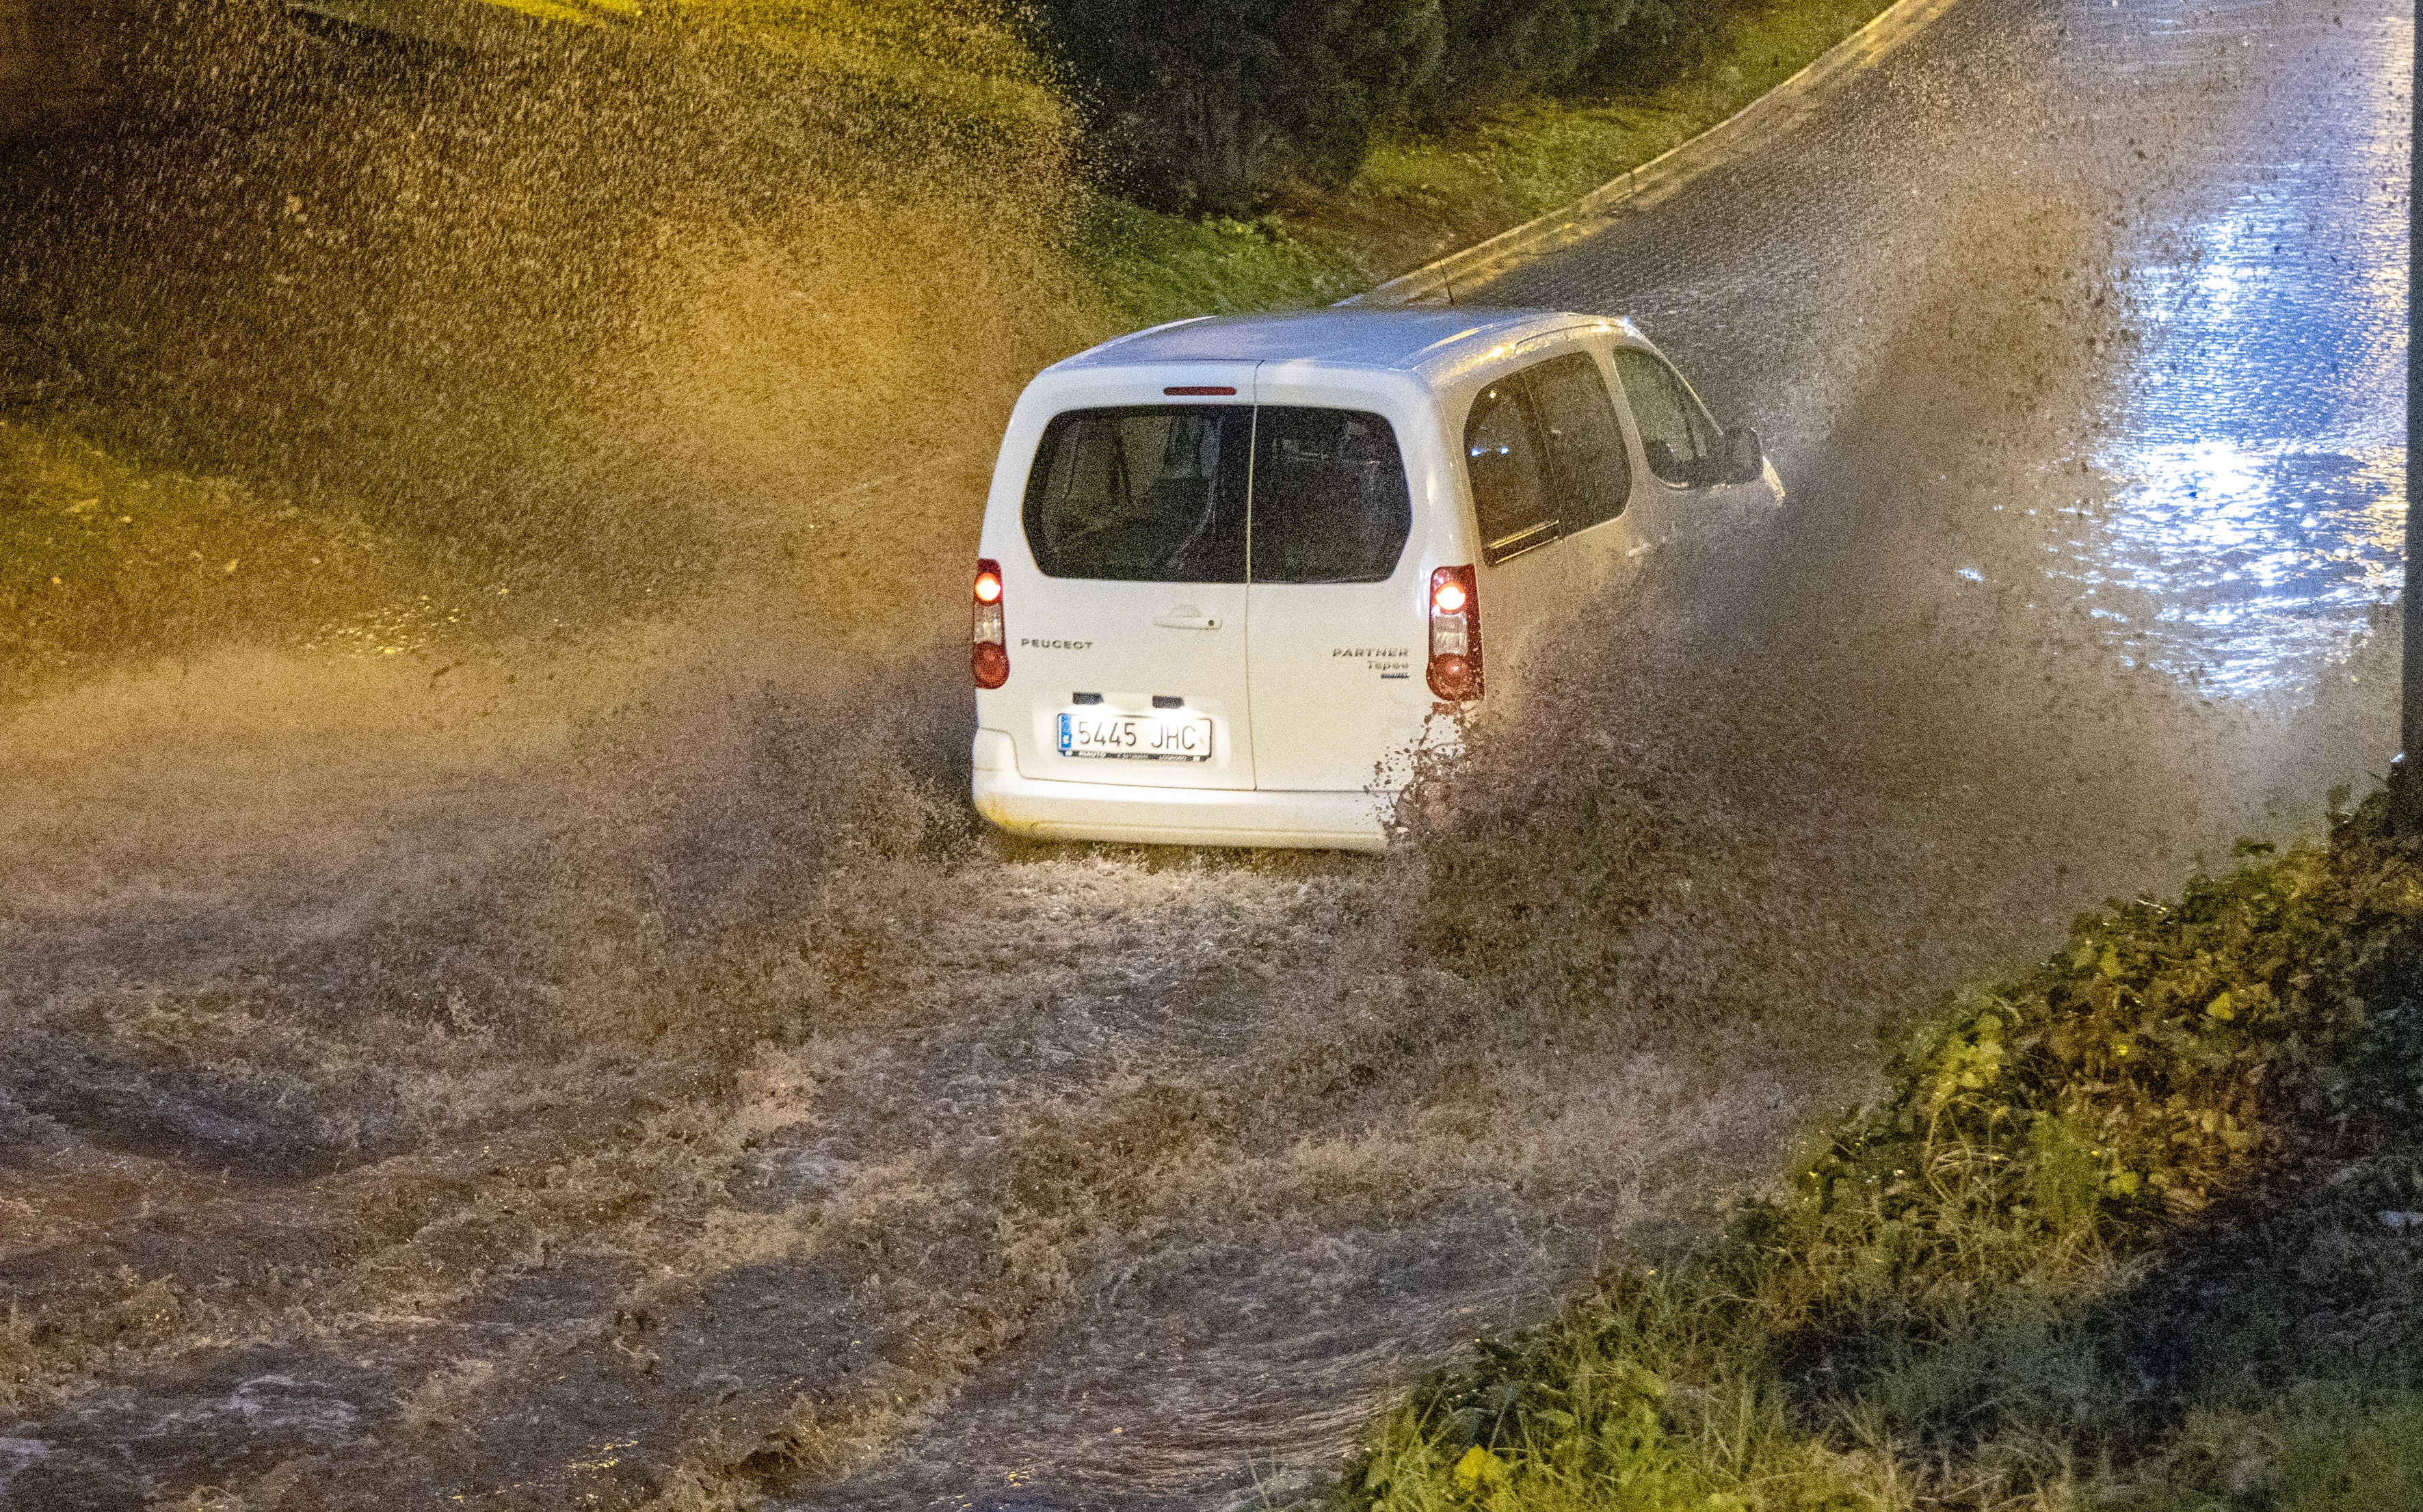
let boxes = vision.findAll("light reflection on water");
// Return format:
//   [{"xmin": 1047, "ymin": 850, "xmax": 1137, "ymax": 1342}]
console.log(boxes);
[
  {"xmin": 2084, "ymin": 440, "xmax": 2402, "ymax": 693},
  {"xmin": 2058, "ymin": 12, "xmax": 2408, "ymax": 697}
]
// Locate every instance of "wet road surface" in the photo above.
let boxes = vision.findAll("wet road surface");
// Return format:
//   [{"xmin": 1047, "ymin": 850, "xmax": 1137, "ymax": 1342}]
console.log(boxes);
[
  {"xmin": 784, "ymin": 0, "xmax": 2409, "ymax": 1503},
  {"xmin": 0, "ymin": 0, "xmax": 2405, "ymax": 1507},
  {"xmin": 1479, "ymin": 0, "xmax": 2408, "ymax": 698}
]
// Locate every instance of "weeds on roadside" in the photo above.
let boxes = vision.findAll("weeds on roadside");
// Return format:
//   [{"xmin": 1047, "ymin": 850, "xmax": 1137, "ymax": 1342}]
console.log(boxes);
[{"xmin": 1333, "ymin": 791, "xmax": 2423, "ymax": 1511}]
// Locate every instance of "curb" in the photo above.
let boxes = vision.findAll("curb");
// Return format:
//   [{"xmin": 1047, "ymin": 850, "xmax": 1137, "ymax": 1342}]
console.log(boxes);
[{"xmin": 1348, "ymin": 0, "xmax": 1965, "ymax": 306}]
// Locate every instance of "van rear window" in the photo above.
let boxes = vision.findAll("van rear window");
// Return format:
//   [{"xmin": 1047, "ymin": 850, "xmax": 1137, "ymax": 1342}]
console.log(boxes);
[
  {"xmin": 1022, "ymin": 407, "xmax": 1253, "ymax": 582},
  {"xmin": 1247, "ymin": 408, "xmax": 1412, "ymax": 585},
  {"xmin": 1023, "ymin": 406, "xmax": 1411, "ymax": 584}
]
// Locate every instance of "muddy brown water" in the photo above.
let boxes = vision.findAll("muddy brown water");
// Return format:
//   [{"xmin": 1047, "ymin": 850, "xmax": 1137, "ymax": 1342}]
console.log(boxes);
[{"xmin": 0, "ymin": 0, "xmax": 2405, "ymax": 1506}]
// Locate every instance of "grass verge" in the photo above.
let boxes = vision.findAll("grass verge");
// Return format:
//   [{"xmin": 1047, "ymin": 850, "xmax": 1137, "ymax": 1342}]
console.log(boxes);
[
  {"xmin": 1320, "ymin": 792, "xmax": 2423, "ymax": 1510},
  {"xmin": 1085, "ymin": 0, "xmax": 1904, "ymax": 326}
]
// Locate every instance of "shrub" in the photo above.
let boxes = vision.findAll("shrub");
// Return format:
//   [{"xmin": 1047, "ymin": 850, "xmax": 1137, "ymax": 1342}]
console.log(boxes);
[
  {"xmin": 1033, "ymin": 0, "xmax": 1770, "ymax": 210},
  {"xmin": 1574, "ymin": 0, "xmax": 1737, "ymax": 92},
  {"xmin": 1422, "ymin": 0, "xmax": 1643, "ymax": 118},
  {"xmin": 1032, "ymin": 0, "xmax": 1446, "ymax": 215}
]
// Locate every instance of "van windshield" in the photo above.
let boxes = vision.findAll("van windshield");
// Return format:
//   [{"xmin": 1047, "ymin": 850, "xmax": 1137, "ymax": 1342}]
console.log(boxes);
[{"xmin": 1023, "ymin": 406, "xmax": 1411, "ymax": 584}]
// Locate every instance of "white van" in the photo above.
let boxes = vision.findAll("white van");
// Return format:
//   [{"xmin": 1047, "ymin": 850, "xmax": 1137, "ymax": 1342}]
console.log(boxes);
[{"xmin": 968, "ymin": 307, "xmax": 1782, "ymax": 851}]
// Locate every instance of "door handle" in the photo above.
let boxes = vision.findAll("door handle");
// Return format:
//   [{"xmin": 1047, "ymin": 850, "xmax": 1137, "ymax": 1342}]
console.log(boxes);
[{"xmin": 1152, "ymin": 609, "xmax": 1222, "ymax": 630}]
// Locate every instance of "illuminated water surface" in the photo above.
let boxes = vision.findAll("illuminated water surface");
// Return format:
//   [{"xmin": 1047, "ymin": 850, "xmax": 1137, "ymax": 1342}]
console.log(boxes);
[{"xmin": 2070, "ymin": 12, "xmax": 2407, "ymax": 695}]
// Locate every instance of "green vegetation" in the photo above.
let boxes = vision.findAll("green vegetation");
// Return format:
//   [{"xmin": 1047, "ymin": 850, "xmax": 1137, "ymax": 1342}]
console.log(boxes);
[
  {"xmin": 1323, "ymin": 795, "xmax": 2423, "ymax": 1510},
  {"xmin": 1078, "ymin": 202, "xmax": 1370, "ymax": 326},
  {"xmin": 1087, "ymin": 0, "xmax": 1899, "ymax": 325},
  {"xmin": 1329, "ymin": 0, "xmax": 1896, "ymax": 269},
  {"xmin": 1033, "ymin": 0, "xmax": 1833, "ymax": 217}
]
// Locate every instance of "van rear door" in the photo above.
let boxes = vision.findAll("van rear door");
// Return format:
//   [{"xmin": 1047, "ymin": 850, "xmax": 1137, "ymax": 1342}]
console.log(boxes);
[
  {"xmin": 1243, "ymin": 377, "xmax": 1432, "ymax": 793},
  {"xmin": 1007, "ymin": 369, "xmax": 1258, "ymax": 791}
]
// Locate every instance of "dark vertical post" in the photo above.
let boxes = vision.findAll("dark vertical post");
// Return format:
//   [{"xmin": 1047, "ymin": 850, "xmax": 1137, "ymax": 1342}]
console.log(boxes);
[{"xmin": 2403, "ymin": 4, "xmax": 2423, "ymax": 826}]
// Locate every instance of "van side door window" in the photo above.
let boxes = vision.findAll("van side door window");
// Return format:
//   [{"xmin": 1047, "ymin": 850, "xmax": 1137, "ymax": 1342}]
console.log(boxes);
[
  {"xmin": 1613, "ymin": 348, "xmax": 1723, "ymax": 487},
  {"xmin": 1525, "ymin": 353, "xmax": 1632, "ymax": 529},
  {"xmin": 1464, "ymin": 379, "xmax": 1559, "ymax": 563}
]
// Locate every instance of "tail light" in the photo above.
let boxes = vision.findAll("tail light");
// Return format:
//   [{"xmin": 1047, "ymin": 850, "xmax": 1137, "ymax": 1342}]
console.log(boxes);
[
  {"xmin": 972, "ymin": 558, "xmax": 1008, "ymax": 689},
  {"xmin": 1427, "ymin": 564, "xmax": 1481, "ymax": 702}
]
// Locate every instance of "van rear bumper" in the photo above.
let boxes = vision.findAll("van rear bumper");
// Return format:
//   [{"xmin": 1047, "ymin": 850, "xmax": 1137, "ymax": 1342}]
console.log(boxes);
[{"xmin": 970, "ymin": 730, "xmax": 1390, "ymax": 852}]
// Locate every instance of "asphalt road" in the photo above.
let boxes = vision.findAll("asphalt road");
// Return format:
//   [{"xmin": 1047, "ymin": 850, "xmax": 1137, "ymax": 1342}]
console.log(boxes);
[{"xmin": 1477, "ymin": 0, "xmax": 2407, "ymax": 700}]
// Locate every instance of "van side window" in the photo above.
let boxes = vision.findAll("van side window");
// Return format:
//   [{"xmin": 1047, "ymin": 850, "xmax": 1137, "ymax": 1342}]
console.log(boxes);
[
  {"xmin": 1525, "ymin": 353, "xmax": 1631, "ymax": 529},
  {"xmin": 1613, "ymin": 349, "xmax": 1723, "ymax": 486},
  {"xmin": 1023, "ymin": 406, "xmax": 1253, "ymax": 582},
  {"xmin": 1249, "ymin": 408, "xmax": 1413, "ymax": 584},
  {"xmin": 1464, "ymin": 381, "xmax": 1558, "ymax": 564}
]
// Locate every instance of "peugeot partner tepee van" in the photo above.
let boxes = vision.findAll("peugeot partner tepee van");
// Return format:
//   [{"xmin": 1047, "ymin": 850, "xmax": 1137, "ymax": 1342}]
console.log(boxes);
[{"xmin": 968, "ymin": 307, "xmax": 1780, "ymax": 851}]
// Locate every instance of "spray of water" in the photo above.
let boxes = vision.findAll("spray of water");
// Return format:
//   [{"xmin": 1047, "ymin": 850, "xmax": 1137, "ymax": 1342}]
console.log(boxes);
[{"xmin": 0, "ymin": 3, "xmax": 2394, "ymax": 1507}]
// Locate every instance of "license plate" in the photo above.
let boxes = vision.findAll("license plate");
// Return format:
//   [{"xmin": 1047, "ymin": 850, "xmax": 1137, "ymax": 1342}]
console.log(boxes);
[{"xmin": 1057, "ymin": 710, "xmax": 1215, "ymax": 761}]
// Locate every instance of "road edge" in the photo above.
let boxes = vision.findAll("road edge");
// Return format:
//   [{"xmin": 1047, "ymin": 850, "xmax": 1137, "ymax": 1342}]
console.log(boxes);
[{"xmin": 1348, "ymin": 0, "xmax": 1965, "ymax": 307}]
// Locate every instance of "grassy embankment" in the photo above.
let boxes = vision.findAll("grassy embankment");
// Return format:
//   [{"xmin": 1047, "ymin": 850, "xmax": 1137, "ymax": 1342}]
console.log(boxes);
[
  {"xmin": 0, "ymin": 0, "xmax": 1077, "ymax": 699},
  {"xmin": 0, "ymin": 0, "xmax": 1897, "ymax": 698},
  {"xmin": 1316, "ymin": 793, "xmax": 2423, "ymax": 1511},
  {"xmin": 0, "ymin": 419, "xmax": 423, "ymax": 680}
]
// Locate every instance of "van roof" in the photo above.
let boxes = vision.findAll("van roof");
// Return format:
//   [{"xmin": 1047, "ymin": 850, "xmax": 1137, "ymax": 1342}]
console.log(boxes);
[{"xmin": 1050, "ymin": 306, "xmax": 1624, "ymax": 378}]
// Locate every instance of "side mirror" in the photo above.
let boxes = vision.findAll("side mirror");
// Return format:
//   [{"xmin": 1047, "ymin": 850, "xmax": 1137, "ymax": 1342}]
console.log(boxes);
[{"xmin": 1721, "ymin": 427, "xmax": 1764, "ymax": 486}]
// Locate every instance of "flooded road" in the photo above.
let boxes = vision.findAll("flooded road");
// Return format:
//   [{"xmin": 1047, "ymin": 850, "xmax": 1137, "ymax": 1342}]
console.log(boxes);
[
  {"xmin": 0, "ymin": 0, "xmax": 2405, "ymax": 1507},
  {"xmin": 792, "ymin": 0, "xmax": 2411, "ymax": 1502}
]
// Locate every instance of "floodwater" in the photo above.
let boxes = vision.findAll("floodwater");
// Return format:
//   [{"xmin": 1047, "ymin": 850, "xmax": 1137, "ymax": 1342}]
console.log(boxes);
[
  {"xmin": 0, "ymin": 0, "xmax": 2405, "ymax": 1507},
  {"xmin": 785, "ymin": 0, "xmax": 2409, "ymax": 1504}
]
